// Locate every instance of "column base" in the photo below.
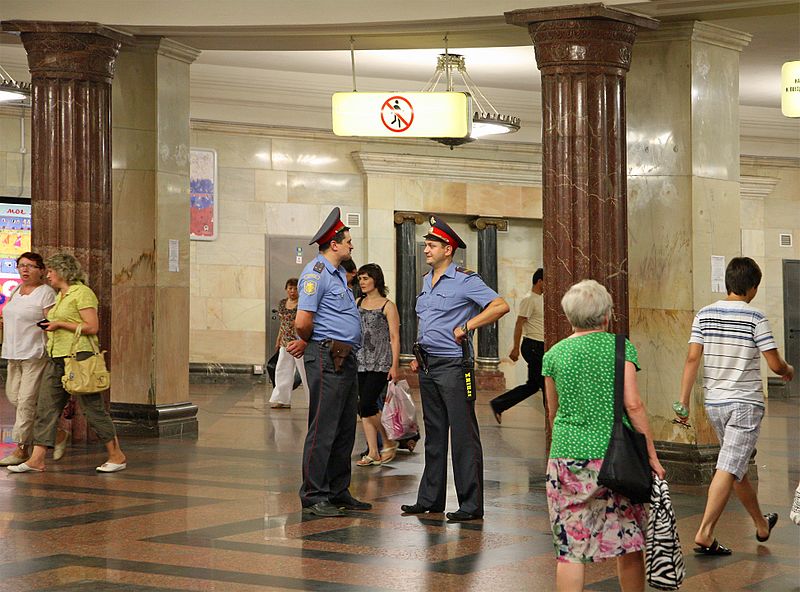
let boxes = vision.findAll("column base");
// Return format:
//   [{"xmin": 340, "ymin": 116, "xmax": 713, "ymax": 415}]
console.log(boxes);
[
  {"xmin": 655, "ymin": 440, "xmax": 758, "ymax": 485},
  {"xmin": 395, "ymin": 364, "xmax": 505, "ymax": 391},
  {"xmin": 189, "ymin": 362, "xmax": 266, "ymax": 384},
  {"xmin": 111, "ymin": 402, "xmax": 198, "ymax": 438}
]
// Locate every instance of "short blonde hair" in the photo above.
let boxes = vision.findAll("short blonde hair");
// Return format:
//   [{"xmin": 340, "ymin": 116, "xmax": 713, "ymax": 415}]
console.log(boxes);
[
  {"xmin": 561, "ymin": 279, "xmax": 613, "ymax": 330},
  {"xmin": 45, "ymin": 252, "xmax": 86, "ymax": 284}
]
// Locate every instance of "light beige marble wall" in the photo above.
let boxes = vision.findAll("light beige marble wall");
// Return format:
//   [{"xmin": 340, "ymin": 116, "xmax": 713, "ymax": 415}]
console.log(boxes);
[
  {"xmin": 628, "ymin": 22, "xmax": 747, "ymax": 443},
  {"xmin": 189, "ymin": 124, "xmax": 543, "ymax": 372},
  {"xmin": 112, "ymin": 40, "xmax": 194, "ymax": 405},
  {"xmin": 0, "ymin": 107, "xmax": 31, "ymax": 197}
]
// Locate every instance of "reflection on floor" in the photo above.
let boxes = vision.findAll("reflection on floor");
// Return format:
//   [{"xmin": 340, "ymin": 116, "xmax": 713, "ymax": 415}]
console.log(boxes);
[{"xmin": 1, "ymin": 383, "xmax": 798, "ymax": 591}]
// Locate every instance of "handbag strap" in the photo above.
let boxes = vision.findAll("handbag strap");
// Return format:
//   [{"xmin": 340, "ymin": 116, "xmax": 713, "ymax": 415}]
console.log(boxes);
[
  {"xmin": 613, "ymin": 333, "xmax": 626, "ymax": 423},
  {"xmin": 69, "ymin": 324, "xmax": 101, "ymax": 356}
]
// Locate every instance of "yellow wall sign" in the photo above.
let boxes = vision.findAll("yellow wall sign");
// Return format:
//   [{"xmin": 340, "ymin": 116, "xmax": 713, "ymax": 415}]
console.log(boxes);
[
  {"xmin": 332, "ymin": 92, "xmax": 472, "ymax": 138},
  {"xmin": 782, "ymin": 61, "xmax": 800, "ymax": 118}
]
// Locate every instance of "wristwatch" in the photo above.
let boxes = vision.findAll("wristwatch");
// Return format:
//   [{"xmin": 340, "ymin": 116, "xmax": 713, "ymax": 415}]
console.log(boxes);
[{"xmin": 460, "ymin": 322, "xmax": 470, "ymax": 334}]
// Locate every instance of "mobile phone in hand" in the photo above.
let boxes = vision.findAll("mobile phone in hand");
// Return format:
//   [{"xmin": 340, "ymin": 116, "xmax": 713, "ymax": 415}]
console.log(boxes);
[{"xmin": 36, "ymin": 319, "xmax": 50, "ymax": 330}]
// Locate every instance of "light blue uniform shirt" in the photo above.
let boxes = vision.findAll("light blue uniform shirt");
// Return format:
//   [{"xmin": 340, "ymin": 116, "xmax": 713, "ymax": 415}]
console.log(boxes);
[
  {"xmin": 415, "ymin": 262, "xmax": 498, "ymax": 357},
  {"xmin": 298, "ymin": 254, "xmax": 361, "ymax": 348}
]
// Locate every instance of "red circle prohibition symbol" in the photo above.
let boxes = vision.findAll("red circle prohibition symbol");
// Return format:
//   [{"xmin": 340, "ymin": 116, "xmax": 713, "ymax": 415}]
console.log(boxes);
[{"xmin": 380, "ymin": 95, "xmax": 414, "ymax": 133}]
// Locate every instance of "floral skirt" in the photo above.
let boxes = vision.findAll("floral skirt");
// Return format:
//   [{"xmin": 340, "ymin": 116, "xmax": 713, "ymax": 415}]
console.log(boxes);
[{"xmin": 546, "ymin": 458, "xmax": 647, "ymax": 563}]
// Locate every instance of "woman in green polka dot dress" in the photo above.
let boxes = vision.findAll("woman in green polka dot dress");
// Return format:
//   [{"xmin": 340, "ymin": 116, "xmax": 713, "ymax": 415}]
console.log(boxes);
[{"xmin": 541, "ymin": 279, "xmax": 665, "ymax": 592}]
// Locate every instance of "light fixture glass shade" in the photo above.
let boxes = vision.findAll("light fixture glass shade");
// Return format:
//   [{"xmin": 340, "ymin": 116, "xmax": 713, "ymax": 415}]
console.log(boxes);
[{"xmin": 0, "ymin": 76, "xmax": 30, "ymax": 103}]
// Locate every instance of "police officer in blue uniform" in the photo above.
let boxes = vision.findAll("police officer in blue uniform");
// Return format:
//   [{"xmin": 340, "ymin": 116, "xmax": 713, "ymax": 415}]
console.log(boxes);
[
  {"xmin": 401, "ymin": 216, "xmax": 510, "ymax": 521},
  {"xmin": 286, "ymin": 208, "xmax": 371, "ymax": 517}
]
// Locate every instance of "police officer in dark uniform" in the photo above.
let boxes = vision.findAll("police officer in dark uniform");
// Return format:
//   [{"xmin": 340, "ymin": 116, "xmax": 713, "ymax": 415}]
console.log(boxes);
[
  {"xmin": 401, "ymin": 216, "xmax": 510, "ymax": 521},
  {"xmin": 287, "ymin": 207, "xmax": 371, "ymax": 517}
]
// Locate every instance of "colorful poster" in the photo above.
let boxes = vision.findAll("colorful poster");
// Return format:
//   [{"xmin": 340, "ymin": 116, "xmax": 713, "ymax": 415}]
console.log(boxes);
[
  {"xmin": 190, "ymin": 148, "xmax": 217, "ymax": 240},
  {"xmin": 0, "ymin": 202, "xmax": 31, "ymax": 313}
]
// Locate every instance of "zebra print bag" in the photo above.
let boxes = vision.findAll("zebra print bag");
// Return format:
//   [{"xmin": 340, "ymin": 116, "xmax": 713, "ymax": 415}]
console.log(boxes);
[{"xmin": 646, "ymin": 476, "xmax": 685, "ymax": 590}]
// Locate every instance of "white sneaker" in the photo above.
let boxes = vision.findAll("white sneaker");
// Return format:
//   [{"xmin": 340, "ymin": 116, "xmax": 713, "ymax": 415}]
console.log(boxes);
[{"xmin": 791, "ymin": 486, "xmax": 800, "ymax": 526}]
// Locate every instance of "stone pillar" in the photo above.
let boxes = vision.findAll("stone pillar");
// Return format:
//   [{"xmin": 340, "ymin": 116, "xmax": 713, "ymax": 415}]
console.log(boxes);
[
  {"xmin": 109, "ymin": 36, "xmax": 199, "ymax": 437},
  {"xmin": 394, "ymin": 212, "xmax": 425, "ymax": 360},
  {"xmin": 2, "ymin": 21, "xmax": 128, "ymax": 442},
  {"xmin": 626, "ymin": 22, "xmax": 750, "ymax": 483},
  {"xmin": 506, "ymin": 6, "xmax": 658, "ymax": 347},
  {"xmin": 471, "ymin": 217, "xmax": 507, "ymax": 369}
]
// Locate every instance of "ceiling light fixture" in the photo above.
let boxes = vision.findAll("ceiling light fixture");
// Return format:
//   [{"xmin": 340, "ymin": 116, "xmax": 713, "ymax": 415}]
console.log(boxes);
[
  {"xmin": 0, "ymin": 65, "xmax": 30, "ymax": 103},
  {"xmin": 422, "ymin": 40, "xmax": 520, "ymax": 149}
]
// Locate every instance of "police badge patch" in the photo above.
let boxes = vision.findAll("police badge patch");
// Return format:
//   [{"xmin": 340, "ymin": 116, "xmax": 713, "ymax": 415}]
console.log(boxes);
[{"xmin": 303, "ymin": 280, "xmax": 317, "ymax": 295}]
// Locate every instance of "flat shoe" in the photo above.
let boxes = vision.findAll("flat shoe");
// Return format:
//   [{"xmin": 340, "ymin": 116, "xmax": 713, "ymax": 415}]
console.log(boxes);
[
  {"xmin": 756, "ymin": 512, "xmax": 778, "ymax": 542},
  {"xmin": 356, "ymin": 455, "xmax": 381, "ymax": 467},
  {"xmin": 380, "ymin": 444, "xmax": 398, "ymax": 464},
  {"xmin": 7, "ymin": 462, "xmax": 44, "ymax": 473},
  {"xmin": 96, "ymin": 462, "xmax": 126, "ymax": 473},
  {"xmin": 446, "ymin": 510, "xmax": 482, "ymax": 522},
  {"xmin": 400, "ymin": 503, "xmax": 443, "ymax": 515},
  {"xmin": 53, "ymin": 429, "xmax": 71, "ymax": 461},
  {"xmin": 270, "ymin": 403, "xmax": 291, "ymax": 409},
  {"xmin": 693, "ymin": 539, "xmax": 732, "ymax": 556},
  {"xmin": 0, "ymin": 453, "xmax": 28, "ymax": 467},
  {"xmin": 493, "ymin": 411, "xmax": 502, "ymax": 425}
]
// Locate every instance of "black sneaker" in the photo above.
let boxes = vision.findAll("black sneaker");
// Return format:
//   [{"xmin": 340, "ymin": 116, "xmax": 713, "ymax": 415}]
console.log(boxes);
[{"xmin": 302, "ymin": 501, "xmax": 346, "ymax": 517}]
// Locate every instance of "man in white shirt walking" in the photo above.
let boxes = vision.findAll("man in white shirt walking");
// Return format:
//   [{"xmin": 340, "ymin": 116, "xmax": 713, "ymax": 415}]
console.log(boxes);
[
  {"xmin": 490, "ymin": 269, "xmax": 544, "ymax": 426},
  {"xmin": 677, "ymin": 257, "xmax": 794, "ymax": 556}
]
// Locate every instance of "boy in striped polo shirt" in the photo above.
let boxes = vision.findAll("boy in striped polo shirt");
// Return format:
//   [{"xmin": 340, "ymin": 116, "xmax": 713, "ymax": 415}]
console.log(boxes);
[{"xmin": 678, "ymin": 257, "xmax": 794, "ymax": 555}]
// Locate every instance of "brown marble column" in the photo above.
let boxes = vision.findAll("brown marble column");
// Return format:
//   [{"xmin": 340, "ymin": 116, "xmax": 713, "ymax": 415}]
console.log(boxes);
[
  {"xmin": 506, "ymin": 6, "xmax": 658, "ymax": 347},
  {"xmin": 2, "ymin": 21, "xmax": 128, "ymax": 441}
]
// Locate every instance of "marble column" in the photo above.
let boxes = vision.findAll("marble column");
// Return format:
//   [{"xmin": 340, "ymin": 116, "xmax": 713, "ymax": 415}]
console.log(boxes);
[
  {"xmin": 109, "ymin": 36, "xmax": 199, "ymax": 437},
  {"xmin": 2, "ymin": 21, "xmax": 128, "ymax": 442},
  {"xmin": 626, "ymin": 22, "xmax": 750, "ymax": 483},
  {"xmin": 471, "ymin": 217, "xmax": 507, "ymax": 370},
  {"xmin": 506, "ymin": 6, "xmax": 658, "ymax": 347},
  {"xmin": 394, "ymin": 212, "xmax": 425, "ymax": 359}
]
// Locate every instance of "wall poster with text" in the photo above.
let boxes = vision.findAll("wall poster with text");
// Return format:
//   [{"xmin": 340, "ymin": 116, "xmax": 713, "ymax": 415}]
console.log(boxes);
[
  {"xmin": 0, "ymin": 200, "xmax": 32, "ymax": 314},
  {"xmin": 190, "ymin": 148, "xmax": 218, "ymax": 241}
]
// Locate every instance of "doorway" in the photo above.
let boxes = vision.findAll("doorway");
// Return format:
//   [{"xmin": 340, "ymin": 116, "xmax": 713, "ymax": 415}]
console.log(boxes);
[
  {"xmin": 783, "ymin": 259, "xmax": 800, "ymax": 398},
  {"xmin": 266, "ymin": 236, "xmax": 312, "ymax": 353}
]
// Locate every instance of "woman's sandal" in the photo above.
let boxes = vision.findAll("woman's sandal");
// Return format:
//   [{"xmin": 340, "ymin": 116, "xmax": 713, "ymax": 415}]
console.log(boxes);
[
  {"xmin": 356, "ymin": 455, "xmax": 381, "ymax": 467},
  {"xmin": 756, "ymin": 513, "xmax": 778, "ymax": 542},
  {"xmin": 693, "ymin": 539, "xmax": 732, "ymax": 556},
  {"xmin": 380, "ymin": 444, "xmax": 399, "ymax": 464}
]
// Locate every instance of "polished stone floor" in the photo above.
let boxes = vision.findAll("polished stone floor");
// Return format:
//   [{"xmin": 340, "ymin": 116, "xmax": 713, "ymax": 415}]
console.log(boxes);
[{"xmin": 1, "ymin": 382, "xmax": 798, "ymax": 591}]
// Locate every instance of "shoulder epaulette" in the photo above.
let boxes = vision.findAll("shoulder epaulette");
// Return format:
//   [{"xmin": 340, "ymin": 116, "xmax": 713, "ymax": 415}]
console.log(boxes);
[
  {"xmin": 456, "ymin": 266, "xmax": 475, "ymax": 275},
  {"xmin": 313, "ymin": 261, "xmax": 325, "ymax": 273}
]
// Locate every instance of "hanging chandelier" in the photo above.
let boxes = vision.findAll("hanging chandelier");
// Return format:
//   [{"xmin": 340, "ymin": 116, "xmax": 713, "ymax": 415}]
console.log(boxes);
[
  {"xmin": 422, "ymin": 52, "xmax": 520, "ymax": 148},
  {"xmin": 0, "ymin": 65, "xmax": 30, "ymax": 103}
]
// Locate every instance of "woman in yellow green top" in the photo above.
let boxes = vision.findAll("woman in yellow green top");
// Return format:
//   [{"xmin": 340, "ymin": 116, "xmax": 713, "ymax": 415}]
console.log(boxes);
[{"xmin": 7, "ymin": 253, "xmax": 127, "ymax": 474}]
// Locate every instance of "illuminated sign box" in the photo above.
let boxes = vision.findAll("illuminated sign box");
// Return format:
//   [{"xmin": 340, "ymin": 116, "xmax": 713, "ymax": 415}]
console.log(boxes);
[
  {"xmin": 782, "ymin": 61, "xmax": 800, "ymax": 118},
  {"xmin": 332, "ymin": 92, "xmax": 472, "ymax": 138}
]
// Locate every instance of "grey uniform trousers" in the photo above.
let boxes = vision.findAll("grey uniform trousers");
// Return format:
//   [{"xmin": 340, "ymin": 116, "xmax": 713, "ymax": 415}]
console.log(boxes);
[
  {"xmin": 416, "ymin": 355, "xmax": 484, "ymax": 516},
  {"xmin": 299, "ymin": 340, "xmax": 358, "ymax": 507}
]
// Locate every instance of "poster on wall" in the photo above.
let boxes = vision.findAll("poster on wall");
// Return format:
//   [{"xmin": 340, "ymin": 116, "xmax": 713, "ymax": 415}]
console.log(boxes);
[
  {"xmin": 0, "ymin": 199, "xmax": 32, "ymax": 314},
  {"xmin": 190, "ymin": 148, "xmax": 218, "ymax": 241}
]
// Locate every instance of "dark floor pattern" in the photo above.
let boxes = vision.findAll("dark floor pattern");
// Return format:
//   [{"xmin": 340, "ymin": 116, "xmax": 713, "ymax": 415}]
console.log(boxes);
[{"xmin": 1, "ymin": 383, "xmax": 798, "ymax": 591}]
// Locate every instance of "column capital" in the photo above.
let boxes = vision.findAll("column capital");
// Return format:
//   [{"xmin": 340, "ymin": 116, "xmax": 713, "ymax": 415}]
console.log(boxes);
[
  {"xmin": 470, "ymin": 217, "xmax": 508, "ymax": 231},
  {"xmin": 128, "ymin": 36, "xmax": 202, "ymax": 64},
  {"xmin": 637, "ymin": 21, "xmax": 751, "ymax": 52},
  {"xmin": 2, "ymin": 21, "xmax": 130, "ymax": 83},
  {"xmin": 393, "ymin": 211, "xmax": 426, "ymax": 225},
  {"xmin": 505, "ymin": 5, "xmax": 658, "ymax": 73}
]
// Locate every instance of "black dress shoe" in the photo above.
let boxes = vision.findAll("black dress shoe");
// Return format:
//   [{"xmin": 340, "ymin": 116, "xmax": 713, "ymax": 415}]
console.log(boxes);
[
  {"xmin": 400, "ymin": 503, "xmax": 443, "ymax": 514},
  {"xmin": 302, "ymin": 501, "xmax": 346, "ymax": 517},
  {"xmin": 331, "ymin": 497, "xmax": 372, "ymax": 511},
  {"xmin": 446, "ymin": 510, "xmax": 482, "ymax": 522}
]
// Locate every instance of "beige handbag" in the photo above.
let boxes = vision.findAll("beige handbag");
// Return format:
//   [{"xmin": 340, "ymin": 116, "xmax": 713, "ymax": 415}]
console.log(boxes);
[{"xmin": 62, "ymin": 325, "xmax": 111, "ymax": 395}]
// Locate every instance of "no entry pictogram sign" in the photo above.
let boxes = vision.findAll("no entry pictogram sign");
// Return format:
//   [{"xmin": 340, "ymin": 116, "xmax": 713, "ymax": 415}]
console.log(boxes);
[{"xmin": 381, "ymin": 95, "xmax": 414, "ymax": 133}]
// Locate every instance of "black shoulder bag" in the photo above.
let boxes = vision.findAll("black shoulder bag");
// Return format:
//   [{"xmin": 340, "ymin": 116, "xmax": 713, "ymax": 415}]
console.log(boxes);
[{"xmin": 597, "ymin": 334, "xmax": 653, "ymax": 504}]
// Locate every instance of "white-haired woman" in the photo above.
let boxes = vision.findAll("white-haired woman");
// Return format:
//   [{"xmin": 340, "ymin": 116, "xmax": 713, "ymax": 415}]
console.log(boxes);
[
  {"xmin": 542, "ymin": 279, "xmax": 664, "ymax": 592},
  {"xmin": 8, "ymin": 253, "xmax": 126, "ymax": 474}
]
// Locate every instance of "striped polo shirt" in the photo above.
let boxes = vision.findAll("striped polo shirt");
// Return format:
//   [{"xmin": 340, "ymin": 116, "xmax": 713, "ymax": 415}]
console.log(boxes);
[{"xmin": 689, "ymin": 299, "xmax": 777, "ymax": 407}]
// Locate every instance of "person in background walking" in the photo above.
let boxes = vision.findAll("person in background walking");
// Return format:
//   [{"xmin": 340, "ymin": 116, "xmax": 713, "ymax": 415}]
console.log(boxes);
[{"xmin": 268, "ymin": 278, "xmax": 309, "ymax": 409}]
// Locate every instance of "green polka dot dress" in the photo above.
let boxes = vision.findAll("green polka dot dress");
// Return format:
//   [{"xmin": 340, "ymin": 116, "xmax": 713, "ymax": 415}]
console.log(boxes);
[{"xmin": 542, "ymin": 332, "xmax": 639, "ymax": 460}]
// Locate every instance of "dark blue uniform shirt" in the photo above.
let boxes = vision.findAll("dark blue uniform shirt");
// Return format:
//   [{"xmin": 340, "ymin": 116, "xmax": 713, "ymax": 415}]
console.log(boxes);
[
  {"xmin": 298, "ymin": 254, "xmax": 361, "ymax": 348},
  {"xmin": 415, "ymin": 262, "xmax": 498, "ymax": 357}
]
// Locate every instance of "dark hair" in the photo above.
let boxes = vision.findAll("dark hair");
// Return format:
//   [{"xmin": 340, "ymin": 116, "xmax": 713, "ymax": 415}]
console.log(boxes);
[
  {"xmin": 357, "ymin": 263, "xmax": 388, "ymax": 297},
  {"xmin": 285, "ymin": 277, "xmax": 298, "ymax": 288},
  {"xmin": 532, "ymin": 268, "xmax": 544, "ymax": 285},
  {"xmin": 341, "ymin": 259, "xmax": 357, "ymax": 273},
  {"xmin": 319, "ymin": 227, "xmax": 350, "ymax": 252},
  {"xmin": 16, "ymin": 252, "xmax": 45, "ymax": 269},
  {"xmin": 725, "ymin": 257, "xmax": 762, "ymax": 296}
]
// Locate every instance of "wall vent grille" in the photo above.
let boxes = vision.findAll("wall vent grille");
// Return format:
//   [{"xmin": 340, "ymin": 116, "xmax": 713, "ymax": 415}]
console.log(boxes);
[
  {"xmin": 779, "ymin": 233, "xmax": 793, "ymax": 248},
  {"xmin": 346, "ymin": 212, "xmax": 361, "ymax": 228}
]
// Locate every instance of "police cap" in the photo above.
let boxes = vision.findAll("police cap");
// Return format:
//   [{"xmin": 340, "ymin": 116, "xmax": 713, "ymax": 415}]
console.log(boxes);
[
  {"xmin": 310, "ymin": 207, "xmax": 347, "ymax": 246},
  {"xmin": 423, "ymin": 215, "xmax": 466, "ymax": 250}
]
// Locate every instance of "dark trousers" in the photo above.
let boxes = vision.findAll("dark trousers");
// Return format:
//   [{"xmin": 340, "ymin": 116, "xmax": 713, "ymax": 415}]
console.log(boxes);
[
  {"xmin": 416, "ymin": 356, "xmax": 484, "ymax": 516},
  {"xmin": 299, "ymin": 341, "xmax": 358, "ymax": 507},
  {"xmin": 490, "ymin": 338, "xmax": 544, "ymax": 414}
]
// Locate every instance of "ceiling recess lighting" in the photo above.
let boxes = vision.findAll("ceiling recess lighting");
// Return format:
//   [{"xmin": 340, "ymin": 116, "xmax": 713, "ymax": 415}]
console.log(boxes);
[
  {"xmin": 422, "ymin": 52, "xmax": 520, "ymax": 148},
  {"xmin": 0, "ymin": 65, "xmax": 30, "ymax": 103}
]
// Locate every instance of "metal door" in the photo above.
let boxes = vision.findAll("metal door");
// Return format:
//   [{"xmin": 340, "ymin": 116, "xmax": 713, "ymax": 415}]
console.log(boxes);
[
  {"xmin": 783, "ymin": 259, "xmax": 800, "ymax": 397},
  {"xmin": 267, "ymin": 236, "xmax": 311, "ymax": 354}
]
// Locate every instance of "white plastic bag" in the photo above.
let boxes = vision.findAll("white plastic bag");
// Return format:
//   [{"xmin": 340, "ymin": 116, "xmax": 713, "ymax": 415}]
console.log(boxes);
[{"xmin": 381, "ymin": 379, "xmax": 418, "ymax": 441}]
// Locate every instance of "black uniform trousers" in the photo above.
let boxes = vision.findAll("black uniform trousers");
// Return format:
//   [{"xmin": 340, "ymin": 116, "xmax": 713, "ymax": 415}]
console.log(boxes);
[
  {"xmin": 490, "ymin": 338, "xmax": 544, "ymax": 414},
  {"xmin": 416, "ymin": 356, "xmax": 484, "ymax": 516},
  {"xmin": 299, "ymin": 340, "xmax": 358, "ymax": 507}
]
